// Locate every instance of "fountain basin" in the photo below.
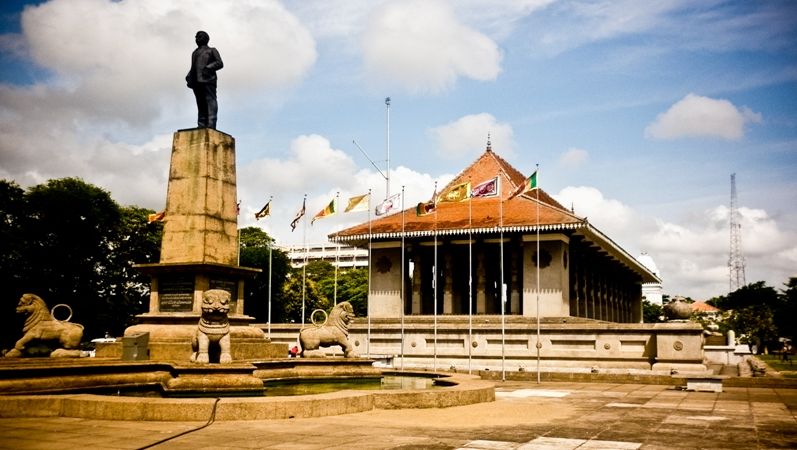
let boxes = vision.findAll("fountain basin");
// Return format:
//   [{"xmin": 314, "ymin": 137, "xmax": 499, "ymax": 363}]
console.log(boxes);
[{"xmin": 0, "ymin": 359, "xmax": 494, "ymax": 420}]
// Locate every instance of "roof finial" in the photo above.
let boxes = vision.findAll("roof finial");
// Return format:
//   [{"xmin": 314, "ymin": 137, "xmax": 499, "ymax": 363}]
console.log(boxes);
[{"xmin": 486, "ymin": 132, "xmax": 492, "ymax": 152}]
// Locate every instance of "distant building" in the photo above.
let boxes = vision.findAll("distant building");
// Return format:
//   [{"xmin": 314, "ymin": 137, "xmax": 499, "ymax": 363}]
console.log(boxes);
[
  {"xmin": 280, "ymin": 243, "xmax": 368, "ymax": 269},
  {"xmin": 638, "ymin": 252, "xmax": 663, "ymax": 306}
]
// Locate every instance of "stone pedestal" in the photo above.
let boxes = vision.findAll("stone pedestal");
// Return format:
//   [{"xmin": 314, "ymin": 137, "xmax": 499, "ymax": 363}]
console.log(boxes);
[{"xmin": 125, "ymin": 128, "xmax": 284, "ymax": 361}]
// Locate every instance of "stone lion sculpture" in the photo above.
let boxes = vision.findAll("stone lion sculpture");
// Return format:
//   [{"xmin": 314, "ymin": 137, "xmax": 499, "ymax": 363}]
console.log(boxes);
[
  {"xmin": 191, "ymin": 289, "xmax": 232, "ymax": 364},
  {"xmin": 299, "ymin": 301, "xmax": 356, "ymax": 358},
  {"xmin": 5, "ymin": 293, "xmax": 83, "ymax": 358}
]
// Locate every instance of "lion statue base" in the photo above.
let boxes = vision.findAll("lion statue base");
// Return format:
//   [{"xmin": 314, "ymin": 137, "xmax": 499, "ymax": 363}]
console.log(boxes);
[
  {"xmin": 4, "ymin": 293, "xmax": 84, "ymax": 358},
  {"xmin": 191, "ymin": 289, "xmax": 232, "ymax": 364},
  {"xmin": 299, "ymin": 301, "xmax": 357, "ymax": 358}
]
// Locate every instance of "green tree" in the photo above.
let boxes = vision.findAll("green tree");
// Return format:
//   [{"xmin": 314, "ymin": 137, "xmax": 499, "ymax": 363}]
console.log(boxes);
[
  {"xmin": 0, "ymin": 181, "xmax": 28, "ymax": 348},
  {"xmin": 20, "ymin": 178, "xmax": 123, "ymax": 339},
  {"xmin": 1, "ymin": 178, "xmax": 163, "ymax": 344},
  {"xmin": 642, "ymin": 299, "xmax": 663, "ymax": 323},
  {"xmin": 238, "ymin": 227, "xmax": 290, "ymax": 323},
  {"xmin": 103, "ymin": 205, "xmax": 162, "ymax": 331},
  {"xmin": 777, "ymin": 277, "xmax": 797, "ymax": 344},
  {"xmin": 716, "ymin": 281, "xmax": 782, "ymax": 354},
  {"xmin": 336, "ymin": 268, "xmax": 368, "ymax": 316},
  {"xmin": 281, "ymin": 271, "xmax": 329, "ymax": 323}
]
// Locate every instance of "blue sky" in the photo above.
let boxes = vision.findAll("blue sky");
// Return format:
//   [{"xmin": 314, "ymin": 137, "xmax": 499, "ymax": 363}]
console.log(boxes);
[{"xmin": 0, "ymin": 0, "xmax": 795, "ymax": 299}]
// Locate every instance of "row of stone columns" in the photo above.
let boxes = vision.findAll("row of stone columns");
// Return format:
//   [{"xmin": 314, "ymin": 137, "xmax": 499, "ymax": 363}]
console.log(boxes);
[
  {"xmin": 569, "ymin": 239, "xmax": 642, "ymax": 323},
  {"xmin": 408, "ymin": 242, "xmax": 522, "ymax": 315}
]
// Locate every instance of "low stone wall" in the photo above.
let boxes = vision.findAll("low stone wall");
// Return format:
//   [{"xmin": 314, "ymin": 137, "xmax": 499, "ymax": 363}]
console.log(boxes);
[{"xmin": 265, "ymin": 318, "xmax": 708, "ymax": 374}]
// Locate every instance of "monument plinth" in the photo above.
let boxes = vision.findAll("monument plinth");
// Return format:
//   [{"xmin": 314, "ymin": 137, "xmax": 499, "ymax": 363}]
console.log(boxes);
[{"xmin": 119, "ymin": 128, "xmax": 284, "ymax": 362}]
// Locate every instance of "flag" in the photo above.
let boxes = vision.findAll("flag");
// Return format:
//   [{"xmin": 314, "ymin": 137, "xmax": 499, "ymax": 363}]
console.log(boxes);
[
  {"xmin": 147, "ymin": 211, "xmax": 165, "ymax": 223},
  {"xmin": 471, "ymin": 176, "xmax": 498, "ymax": 198},
  {"xmin": 254, "ymin": 200, "xmax": 271, "ymax": 220},
  {"xmin": 290, "ymin": 199, "xmax": 305, "ymax": 231},
  {"xmin": 510, "ymin": 170, "xmax": 538, "ymax": 198},
  {"xmin": 311, "ymin": 198, "xmax": 336, "ymax": 224},
  {"xmin": 438, "ymin": 181, "xmax": 471, "ymax": 203},
  {"xmin": 416, "ymin": 200, "xmax": 436, "ymax": 216},
  {"xmin": 344, "ymin": 193, "xmax": 369, "ymax": 213},
  {"xmin": 375, "ymin": 193, "xmax": 400, "ymax": 216}
]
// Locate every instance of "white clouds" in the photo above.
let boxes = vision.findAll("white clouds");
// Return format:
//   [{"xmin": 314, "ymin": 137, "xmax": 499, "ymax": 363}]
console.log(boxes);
[
  {"xmin": 237, "ymin": 134, "xmax": 451, "ymax": 244},
  {"xmin": 558, "ymin": 147, "xmax": 589, "ymax": 167},
  {"xmin": 362, "ymin": 0, "xmax": 502, "ymax": 93},
  {"xmin": 555, "ymin": 186, "xmax": 797, "ymax": 298},
  {"xmin": 428, "ymin": 113, "xmax": 514, "ymax": 159},
  {"xmin": 0, "ymin": 0, "xmax": 317, "ymax": 212},
  {"xmin": 555, "ymin": 186, "xmax": 641, "ymax": 238},
  {"xmin": 645, "ymin": 93, "xmax": 762, "ymax": 140},
  {"xmin": 16, "ymin": 0, "xmax": 316, "ymax": 124}
]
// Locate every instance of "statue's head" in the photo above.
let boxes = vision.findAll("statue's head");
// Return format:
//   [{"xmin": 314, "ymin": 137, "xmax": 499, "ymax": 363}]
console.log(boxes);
[{"xmin": 195, "ymin": 31, "xmax": 209, "ymax": 46}]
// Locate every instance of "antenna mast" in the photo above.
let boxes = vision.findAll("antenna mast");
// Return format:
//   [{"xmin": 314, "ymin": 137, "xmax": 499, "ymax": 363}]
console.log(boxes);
[
  {"xmin": 728, "ymin": 173, "xmax": 746, "ymax": 292},
  {"xmin": 385, "ymin": 97, "xmax": 391, "ymax": 200}
]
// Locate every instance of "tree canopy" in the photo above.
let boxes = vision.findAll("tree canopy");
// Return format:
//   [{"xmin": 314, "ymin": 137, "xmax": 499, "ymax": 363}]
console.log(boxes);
[
  {"xmin": 712, "ymin": 280, "xmax": 794, "ymax": 353},
  {"xmin": 238, "ymin": 227, "xmax": 291, "ymax": 323},
  {"xmin": 0, "ymin": 178, "xmax": 162, "ymax": 346}
]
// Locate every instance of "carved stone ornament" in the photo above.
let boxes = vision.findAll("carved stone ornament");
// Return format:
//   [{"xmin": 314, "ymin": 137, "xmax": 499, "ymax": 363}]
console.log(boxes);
[
  {"xmin": 532, "ymin": 250, "xmax": 552, "ymax": 268},
  {"xmin": 663, "ymin": 296, "xmax": 692, "ymax": 321},
  {"xmin": 376, "ymin": 255, "xmax": 392, "ymax": 274},
  {"xmin": 4, "ymin": 294, "xmax": 84, "ymax": 358},
  {"xmin": 604, "ymin": 343, "xmax": 611, "ymax": 350},
  {"xmin": 673, "ymin": 341, "xmax": 684, "ymax": 351},
  {"xmin": 191, "ymin": 289, "xmax": 232, "ymax": 364},
  {"xmin": 299, "ymin": 301, "xmax": 357, "ymax": 357}
]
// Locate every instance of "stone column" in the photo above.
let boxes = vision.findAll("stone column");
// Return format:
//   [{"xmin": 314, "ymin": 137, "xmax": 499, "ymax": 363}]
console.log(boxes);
[
  {"xmin": 411, "ymin": 253, "xmax": 422, "ymax": 315},
  {"xmin": 476, "ymin": 251, "xmax": 486, "ymax": 314},
  {"xmin": 443, "ymin": 252, "xmax": 454, "ymax": 314},
  {"xmin": 161, "ymin": 128, "xmax": 238, "ymax": 265},
  {"xmin": 510, "ymin": 247, "xmax": 520, "ymax": 314}
]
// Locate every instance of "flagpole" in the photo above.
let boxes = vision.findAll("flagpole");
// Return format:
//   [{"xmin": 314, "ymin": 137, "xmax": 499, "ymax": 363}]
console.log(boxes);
[
  {"xmin": 468, "ymin": 176, "xmax": 473, "ymax": 375},
  {"xmin": 500, "ymin": 180, "xmax": 506, "ymax": 382},
  {"xmin": 367, "ymin": 189, "xmax": 372, "ymax": 359},
  {"xmin": 400, "ymin": 185, "xmax": 405, "ymax": 371},
  {"xmin": 536, "ymin": 165, "xmax": 541, "ymax": 384},
  {"xmin": 433, "ymin": 181, "xmax": 438, "ymax": 372},
  {"xmin": 261, "ymin": 195, "xmax": 273, "ymax": 341},
  {"xmin": 301, "ymin": 194, "xmax": 307, "ymax": 328},
  {"xmin": 334, "ymin": 192, "xmax": 340, "ymax": 306},
  {"xmin": 268, "ymin": 239, "xmax": 272, "ymax": 340}
]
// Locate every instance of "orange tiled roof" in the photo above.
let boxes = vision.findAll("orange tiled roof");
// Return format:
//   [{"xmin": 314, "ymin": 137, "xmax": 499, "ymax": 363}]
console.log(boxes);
[
  {"xmin": 330, "ymin": 149, "xmax": 584, "ymax": 241},
  {"xmin": 691, "ymin": 301, "xmax": 720, "ymax": 313}
]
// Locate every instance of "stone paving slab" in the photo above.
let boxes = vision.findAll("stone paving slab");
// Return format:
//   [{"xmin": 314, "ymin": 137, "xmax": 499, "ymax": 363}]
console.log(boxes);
[{"xmin": 0, "ymin": 382, "xmax": 795, "ymax": 449}]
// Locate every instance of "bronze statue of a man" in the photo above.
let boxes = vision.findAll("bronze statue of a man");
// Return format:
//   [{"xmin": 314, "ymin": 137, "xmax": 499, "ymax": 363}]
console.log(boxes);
[{"xmin": 186, "ymin": 31, "xmax": 223, "ymax": 129}]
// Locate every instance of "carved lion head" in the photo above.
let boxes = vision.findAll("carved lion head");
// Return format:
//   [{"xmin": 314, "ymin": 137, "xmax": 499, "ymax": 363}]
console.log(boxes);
[{"xmin": 201, "ymin": 289, "xmax": 230, "ymax": 319}]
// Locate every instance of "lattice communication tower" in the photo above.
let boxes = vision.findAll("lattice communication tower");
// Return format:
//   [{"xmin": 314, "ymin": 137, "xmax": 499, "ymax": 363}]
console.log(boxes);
[{"xmin": 728, "ymin": 173, "xmax": 746, "ymax": 292}]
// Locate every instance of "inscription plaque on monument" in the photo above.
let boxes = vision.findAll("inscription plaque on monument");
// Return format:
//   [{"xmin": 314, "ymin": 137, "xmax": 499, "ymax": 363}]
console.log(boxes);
[
  {"xmin": 209, "ymin": 277, "xmax": 238, "ymax": 311},
  {"xmin": 159, "ymin": 275, "xmax": 195, "ymax": 312}
]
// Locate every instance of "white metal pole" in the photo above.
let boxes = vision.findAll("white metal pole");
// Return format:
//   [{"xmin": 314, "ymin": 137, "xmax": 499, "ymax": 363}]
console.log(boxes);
[
  {"xmin": 433, "ymin": 182, "xmax": 438, "ymax": 372},
  {"xmin": 468, "ymin": 177, "xmax": 473, "ymax": 375},
  {"xmin": 334, "ymin": 192, "xmax": 340, "ymax": 305},
  {"xmin": 400, "ymin": 185, "xmax": 405, "ymax": 371},
  {"xmin": 500, "ymin": 187, "xmax": 506, "ymax": 382},
  {"xmin": 268, "ymin": 242, "xmax": 272, "ymax": 340},
  {"xmin": 536, "ymin": 165, "xmax": 541, "ymax": 384},
  {"xmin": 301, "ymin": 195, "xmax": 307, "ymax": 328},
  {"xmin": 367, "ymin": 190, "xmax": 372, "ymax": 359}
]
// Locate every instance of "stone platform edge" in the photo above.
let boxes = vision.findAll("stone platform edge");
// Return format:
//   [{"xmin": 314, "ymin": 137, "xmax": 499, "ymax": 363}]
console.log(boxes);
[{"xmin": 0, "ymin": 372, "xmax": 493, "ymax": 421}]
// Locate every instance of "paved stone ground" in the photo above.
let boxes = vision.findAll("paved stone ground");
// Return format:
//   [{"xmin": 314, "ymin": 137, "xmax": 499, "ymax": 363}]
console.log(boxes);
[{"xmin": 0, "ymin": 381, "xmax": 795, "ymax": 449}]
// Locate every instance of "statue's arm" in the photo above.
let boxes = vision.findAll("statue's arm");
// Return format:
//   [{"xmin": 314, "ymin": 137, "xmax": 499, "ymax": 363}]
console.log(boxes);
[{"xmin": 206, "ymin": 48, "xmax": 223, "ymax": 71}]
